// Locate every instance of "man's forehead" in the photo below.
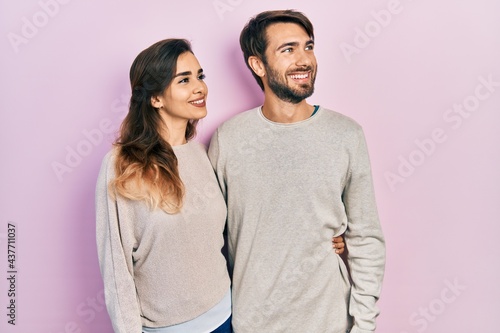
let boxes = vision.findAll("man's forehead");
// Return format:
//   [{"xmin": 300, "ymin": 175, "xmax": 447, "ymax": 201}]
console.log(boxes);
[{"xmin": 265, "ymin": 22, "xmax": 312, "ymax": 46}]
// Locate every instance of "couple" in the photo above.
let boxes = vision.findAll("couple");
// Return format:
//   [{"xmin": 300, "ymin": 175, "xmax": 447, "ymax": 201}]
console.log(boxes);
[{"xmin": 96, "ymin": 9, "xmax": 386, "ymax": 333}]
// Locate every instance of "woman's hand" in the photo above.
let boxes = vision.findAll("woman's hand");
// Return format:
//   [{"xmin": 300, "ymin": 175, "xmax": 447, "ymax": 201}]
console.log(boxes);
[{"xmin": 332, "ymin": 235, "xmax": 345, "ymax": 254}]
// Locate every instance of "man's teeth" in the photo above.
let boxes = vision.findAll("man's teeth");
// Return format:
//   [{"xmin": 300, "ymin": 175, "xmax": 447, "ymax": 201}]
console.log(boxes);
[{"xmin": 290, "ymin": 73, "xmax": 308, "ymax": 79}]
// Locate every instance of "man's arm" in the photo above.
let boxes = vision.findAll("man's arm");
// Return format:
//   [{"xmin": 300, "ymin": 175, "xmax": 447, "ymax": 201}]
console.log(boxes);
[
  {"xmin": 343, "ymin": 127, "xmax": 386, "ymax": 333},
  {"xmin": 208, "ymin": 128, "xmax": 227, "ymax": 199}
]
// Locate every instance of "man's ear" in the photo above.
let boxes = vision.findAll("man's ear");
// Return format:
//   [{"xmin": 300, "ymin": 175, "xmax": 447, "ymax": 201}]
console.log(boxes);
[
  {"xmin": 150, "ymin": 95, "xmax": 162, "ymax": 109},
  {"xmin": 248, "ymin": 56, "xmax": 266, "ymax": 78}
]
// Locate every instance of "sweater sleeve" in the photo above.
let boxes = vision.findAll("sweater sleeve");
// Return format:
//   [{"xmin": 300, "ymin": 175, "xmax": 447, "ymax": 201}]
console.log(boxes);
[
  {"xmin": 342, "ymin": 127, "xmax": 386, "ymax": 333},
  {"xmin": 95, "ymin": 152, "xmax": 142, "ymax": 333},
  {"xmin": 208, "ymin": 128, "xmax": 227, "ymax": 200}
]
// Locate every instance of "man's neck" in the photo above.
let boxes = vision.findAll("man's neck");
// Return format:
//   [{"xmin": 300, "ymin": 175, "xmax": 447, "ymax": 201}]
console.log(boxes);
[{"xmin": 261, "ymin": 96, "xmax": 314, "ymax": 124}]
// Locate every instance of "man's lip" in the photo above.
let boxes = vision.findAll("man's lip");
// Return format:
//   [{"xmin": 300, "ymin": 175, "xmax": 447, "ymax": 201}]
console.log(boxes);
[{"xmin": 288, "ymin": 71, "xmax": 311, "ymax": 80}]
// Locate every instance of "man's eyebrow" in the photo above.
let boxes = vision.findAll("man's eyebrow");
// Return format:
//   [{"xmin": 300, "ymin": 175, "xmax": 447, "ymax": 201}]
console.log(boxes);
[
  {"xmin": 174, "ymin": 68, "xmax": 203, "ymax": 77},
  {"xmin": 276, "ymin": 41, "xmax": 299, "ymax": 50},
  {"xmin": 276, "ymin": 39, "xmax": 314, "ymax": 50}
]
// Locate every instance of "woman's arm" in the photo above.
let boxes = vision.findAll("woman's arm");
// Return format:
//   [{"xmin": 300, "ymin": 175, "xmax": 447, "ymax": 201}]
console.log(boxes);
[{"xmin": 95, "ymin": 152, "xmax": 142, "ymax": 333}]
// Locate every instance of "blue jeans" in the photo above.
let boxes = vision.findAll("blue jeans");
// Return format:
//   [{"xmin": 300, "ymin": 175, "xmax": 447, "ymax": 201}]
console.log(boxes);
[{"xmin": 211, "ymin": 315, "xmax": 232, "ymax": 333}]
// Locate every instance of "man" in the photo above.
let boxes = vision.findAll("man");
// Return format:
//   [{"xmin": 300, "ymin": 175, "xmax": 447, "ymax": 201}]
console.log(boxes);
[{"xmin": 208, "ymin": 9, "xmax": 385, "ymax": 333}]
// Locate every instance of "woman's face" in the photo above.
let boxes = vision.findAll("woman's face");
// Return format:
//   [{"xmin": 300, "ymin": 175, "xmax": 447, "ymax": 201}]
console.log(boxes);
[{"xmin": 157, "ymin": 52, "xmax": 208, "ymax": 125}]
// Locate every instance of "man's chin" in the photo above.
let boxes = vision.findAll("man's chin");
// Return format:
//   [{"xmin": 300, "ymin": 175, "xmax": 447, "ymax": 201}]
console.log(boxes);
[{"xmin": 295, "ymin": 87, "xmax": 314, "ymax": 100}]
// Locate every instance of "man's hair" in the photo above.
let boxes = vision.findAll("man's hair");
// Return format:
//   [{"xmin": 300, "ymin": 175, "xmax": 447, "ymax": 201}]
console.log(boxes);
[{"xmin": 239, "ymin": 9, "xmax": 315, "ymax": 90}]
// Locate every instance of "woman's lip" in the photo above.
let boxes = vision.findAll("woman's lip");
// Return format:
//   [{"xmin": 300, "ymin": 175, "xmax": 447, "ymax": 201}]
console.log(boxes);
[{"xmin": 189, "ymin": 98, "xmax": 206, "ymax": 107}]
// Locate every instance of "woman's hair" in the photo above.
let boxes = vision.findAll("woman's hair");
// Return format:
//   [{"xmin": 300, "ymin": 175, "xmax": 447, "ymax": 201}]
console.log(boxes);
[
  {"xmin": 110, "ymin": 38, "xmax": 197, "ymax": 213},
  {"xmin": 239, "ymin": 10, "xmax": 315, "ymax": 91}
]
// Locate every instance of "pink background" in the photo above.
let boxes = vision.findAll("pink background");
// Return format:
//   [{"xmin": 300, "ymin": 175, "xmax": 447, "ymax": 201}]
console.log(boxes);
[{"xmin": 1, "ymin": 1, "xmax": 499, "ymax": 332}]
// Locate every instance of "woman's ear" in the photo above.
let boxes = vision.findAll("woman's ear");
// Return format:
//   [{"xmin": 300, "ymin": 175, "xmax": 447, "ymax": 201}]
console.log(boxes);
[
  {"xmin": 150, "ymin": 95, "xmax": 163, "ymax": 109},
  {"xmin": 248, "ymin": 56, "xmax": 266, "ymax": 78}
]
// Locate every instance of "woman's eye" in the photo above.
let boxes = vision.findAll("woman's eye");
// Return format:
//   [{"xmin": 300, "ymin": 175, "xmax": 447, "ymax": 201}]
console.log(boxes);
[
  {"xmin": 178, "ymin": 78, "xmax": 189, "ymax": 84},
  {"xmin": 198, "ymin": 74, "xmax": 206, "ymax": 80}
]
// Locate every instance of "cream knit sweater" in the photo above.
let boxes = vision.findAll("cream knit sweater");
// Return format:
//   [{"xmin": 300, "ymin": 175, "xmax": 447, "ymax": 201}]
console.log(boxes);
[
  {"xmin": 209, "ymin": 106, "xmax": 386, "ymax": 333},
  {"xmin": 96, "ymin": 141, "xmax": 230, "ymax": 333}
]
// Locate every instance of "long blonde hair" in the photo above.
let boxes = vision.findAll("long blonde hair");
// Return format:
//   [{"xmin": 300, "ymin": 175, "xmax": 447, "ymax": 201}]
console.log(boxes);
[{"xmin": 110, "ymin": 39, "xmax": 198, "ymax": 213}]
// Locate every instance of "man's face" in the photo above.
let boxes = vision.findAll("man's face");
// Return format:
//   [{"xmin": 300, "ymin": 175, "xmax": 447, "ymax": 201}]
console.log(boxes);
[{"xmin": 262, "ymin": 22, "xmax": 317, "ymax": 104}]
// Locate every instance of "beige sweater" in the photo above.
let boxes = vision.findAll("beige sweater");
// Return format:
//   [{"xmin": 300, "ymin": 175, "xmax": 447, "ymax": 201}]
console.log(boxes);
[
  {"xmin": 96, "ymin": 141, "xmax": 230, "ymax": 333},
  {"xmin": 209, "ymin": 106, "xmax": 385, "ymax": 333}
]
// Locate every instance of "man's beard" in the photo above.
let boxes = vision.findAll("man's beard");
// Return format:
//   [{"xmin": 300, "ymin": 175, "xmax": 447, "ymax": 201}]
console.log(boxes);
[{"xmin": 265, "ymin": 64, "xmax": 316, "ymax": 104}]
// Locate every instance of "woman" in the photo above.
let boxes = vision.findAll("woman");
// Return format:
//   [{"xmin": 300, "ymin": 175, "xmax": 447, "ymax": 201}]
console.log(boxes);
[{"xmin": 96, "ymin": 38, "xmax": 345, "ymax": 333}]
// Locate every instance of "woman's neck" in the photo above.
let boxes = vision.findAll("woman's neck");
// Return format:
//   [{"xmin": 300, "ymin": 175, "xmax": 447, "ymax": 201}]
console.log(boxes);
[{"xmin": 159, "ymin": 113, "xmax": 189, "ymax": 146}]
